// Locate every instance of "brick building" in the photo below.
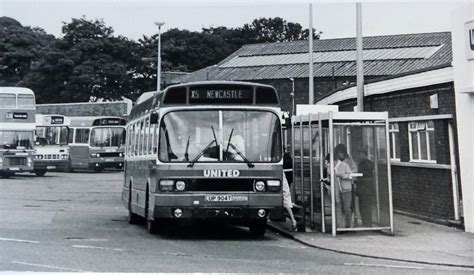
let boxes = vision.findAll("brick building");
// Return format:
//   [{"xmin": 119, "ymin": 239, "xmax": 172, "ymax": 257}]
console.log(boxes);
[
  {"xmin": 317, "ymin": 65, "xmax": 462, "ymax": 225},
  {"xmin": 181, "ymin": 32, "xmax": 452, "ymax": 113}
]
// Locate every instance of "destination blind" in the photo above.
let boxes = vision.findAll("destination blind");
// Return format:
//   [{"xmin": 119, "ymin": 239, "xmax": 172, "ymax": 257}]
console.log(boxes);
[{"xmin": 188, "ymin": 85, "xmax": 253, "ymax": 104}]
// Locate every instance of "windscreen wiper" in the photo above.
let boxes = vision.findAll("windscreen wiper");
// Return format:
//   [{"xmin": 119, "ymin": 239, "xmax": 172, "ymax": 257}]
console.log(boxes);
[
  {"xmin": 184, "ymin": 136, "xmax": 190, "ymax": 161},
  {"xmin": 187, "ymin": 126, "xmax": 218, "ymax": 168},
  {"xmin": 227, "ymin": 142, "xmax": 254, "ymax": 168}
]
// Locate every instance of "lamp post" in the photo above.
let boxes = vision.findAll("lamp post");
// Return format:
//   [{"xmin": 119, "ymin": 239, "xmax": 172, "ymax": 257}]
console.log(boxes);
[
  {"xmin": 290, "ymin": 78, "xmax": 295, "ymax": 116},
  {"xmin": 155, "ymin": 21, "xmax": 165, "ymax": 93}
]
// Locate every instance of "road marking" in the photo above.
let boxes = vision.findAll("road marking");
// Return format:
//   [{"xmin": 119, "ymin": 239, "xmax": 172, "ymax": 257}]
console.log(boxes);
[
  {"xmin": 72, "ymin": 244, "xmax": 123, "ymax": 251},
  {"xmin": 0, "ymin": 237, "xmax": 39, "ymax": 244},
  {"xmin": 344, "ymin": 262, "xmax": 425, "ymax": 270},
  {"xmin": 11, "ymin": 261, "xmax": 88, "ymax": 272}
]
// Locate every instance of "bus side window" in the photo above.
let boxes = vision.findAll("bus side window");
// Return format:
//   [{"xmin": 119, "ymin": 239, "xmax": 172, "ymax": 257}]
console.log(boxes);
[
  {"xmin": 75, "ymin": 128, "xmax": 90, "ymax": 144},
  {"xmin": 152, "ymin": 123, "xmax": 158, "ymax": 154},
  {"xmin": 139, "ymin": 120, "xmax": 144, "ymax": 156},
  {"xmin": 133, "ymin": 122, "xmax": 138, "ymax": 156},
  {"xmin": 145, "ymin": 117, "xmax": 150, "ymax": 155},
  {"xmin": 68, "ymin": 128, "xmax": 75, "ymax": 144}
]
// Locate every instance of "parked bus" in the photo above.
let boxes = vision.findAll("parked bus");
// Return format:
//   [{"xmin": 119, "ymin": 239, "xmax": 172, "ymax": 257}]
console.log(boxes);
[
  {"xmin": 33, "ymin": 114, "xmax": 71, "ymax": 176},
  {"xmin": 123, "ymin": 81, "xmax": 284, "ymax": 236},
  {"xmin": 0, "ymin": 87, "xmax": 36, "ymax": 177},
  {"xmin": 68, "ymin": 116, "xmax": 126, "ymax": 172}
]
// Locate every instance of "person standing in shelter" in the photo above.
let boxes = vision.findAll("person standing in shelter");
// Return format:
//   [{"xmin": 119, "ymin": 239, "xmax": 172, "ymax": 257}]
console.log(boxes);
[
  {"xmin": 355, "ymin": 149, "xmax": 374, "ymax": 227},
  {"xmin": 334, "ymin": 144, "xmax": 354, "ymax": 228},
  {"xmin": 283, "ymin": 151, "xmax": 297, "ymax": 231}
]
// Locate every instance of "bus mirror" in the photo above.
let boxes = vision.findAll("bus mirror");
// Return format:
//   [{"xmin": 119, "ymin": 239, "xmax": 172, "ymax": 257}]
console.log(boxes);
[{"xmin": 150, "ymin": 112, "xmax": 159, "ymax": 124}]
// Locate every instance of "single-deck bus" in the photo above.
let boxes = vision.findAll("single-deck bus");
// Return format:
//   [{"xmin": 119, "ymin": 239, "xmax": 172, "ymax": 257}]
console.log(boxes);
[
  {"xmin": 68, "ymin": 116, "xmax": 126, "ymax": 172},
  {"xmin": 0, "ymin": 87, "xmax": 36, "ymax": 177},
  {"xmin": 123, "ymin": 81, "xmax": 284, "ymax": 236},
  {"xmin": 33, "ymin": 114, "xmax": 71, "ymax": 176}
]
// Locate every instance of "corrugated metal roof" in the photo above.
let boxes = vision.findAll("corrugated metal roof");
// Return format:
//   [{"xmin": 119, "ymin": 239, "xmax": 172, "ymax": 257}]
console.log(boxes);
[
  {"xmin": 182, "ymin": 32, "xmax": 451, "ymax": 82},
  {"xmin": 221, "ymin": 46, "xmax": 441, "ymax": 68}
]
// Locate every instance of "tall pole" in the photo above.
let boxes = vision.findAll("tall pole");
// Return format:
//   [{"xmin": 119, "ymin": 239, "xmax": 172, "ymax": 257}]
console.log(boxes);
[
  {"xmin": 155, "ymin": 22, "xmax": 165, "ymax": 93},
  {"xmin": 290, "ymin": 78, "xmax": 295, "ymax": 116},
  {"xmin": 308, "ymin": 3, "xmax": 314, "ymax": 105},
  {"xmin": 356, "ymin": 3, "xmax": 364, "ymax": 111}
]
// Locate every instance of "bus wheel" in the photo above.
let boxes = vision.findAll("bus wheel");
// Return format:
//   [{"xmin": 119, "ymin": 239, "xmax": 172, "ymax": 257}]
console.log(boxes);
[
  {"xmin": 35, "ymin": 170, "xmax": 47, "ymax": 177},
  {"xmin": 128, "ymin": 187, "xmax": 140, "ymax": 225},
  {"xmin": 145, "ymin": 185, "xmax": 157, "ymax": 234},
  {"xmin": 146, "ymin": 219, "xmax": 158, "ymax": 234},
  {"xmin": 249, "ymin": 220, "xmax": 267, "ymax": 238},
  {"xmin": 94, "ymin": 167, "xmax": 104, "ymax": 173}
]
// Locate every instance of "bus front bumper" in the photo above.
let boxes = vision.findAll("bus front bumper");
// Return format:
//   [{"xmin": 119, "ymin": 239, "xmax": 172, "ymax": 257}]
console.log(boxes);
[
  {"xmin": 89, "ymin": 158, "xmax": 124, "ymax": 169},
  {"xmin": 34, "ymin": 160, "xmax": 69, "ymax": 171},
  {"xmin": 151, "ymin": 193, "xmax": 283, "ymax": 220}
]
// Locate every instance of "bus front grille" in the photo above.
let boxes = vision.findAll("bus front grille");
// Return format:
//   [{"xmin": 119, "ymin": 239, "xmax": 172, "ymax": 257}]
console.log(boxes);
[
  {"xmin": 188, "ymin": 179, "xmax": 254, "ymax": 192},
  {"xmin": 97, "ymin": 152, "xmax": 121, "ymax": 158},
  {"xmin": 7, "ymin": 157, "xmax": 27, "ymax": 166}
]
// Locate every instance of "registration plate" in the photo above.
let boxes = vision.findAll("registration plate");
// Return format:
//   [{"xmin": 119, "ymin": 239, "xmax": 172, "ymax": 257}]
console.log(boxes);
[
  {"xmin": 47, "ymin": 166, "xmax": 56, "ymax": 170},
  {"xmin": 10, "ymin": 167, "xmax": 20, "ymax": 171},
  {"xmin": 205, "ymin": 195, "xmax": 248, "ymax": 202},
  {"xmin": 105, "ymin": 159, "xmax": 114, "ymax": 162}
]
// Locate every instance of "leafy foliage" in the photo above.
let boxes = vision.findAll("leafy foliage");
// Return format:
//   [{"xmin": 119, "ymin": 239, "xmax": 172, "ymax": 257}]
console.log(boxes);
[{"xmin": 0, "ymin": 16, "xmax": 321, "ymax": 103}]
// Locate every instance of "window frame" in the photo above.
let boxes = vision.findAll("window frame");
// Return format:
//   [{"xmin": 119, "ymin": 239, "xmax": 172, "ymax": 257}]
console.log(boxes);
[
  {"xmin": 389, "ymin": 123, "xmax": 401, "ymax": 161},
  {"xmin": 408, "ymin": 121, "xmax": 436, "ymax": 163}
]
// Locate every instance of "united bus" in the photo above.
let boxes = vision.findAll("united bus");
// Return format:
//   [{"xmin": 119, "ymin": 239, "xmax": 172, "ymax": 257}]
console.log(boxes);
[
  {"xmin": 0, "ymin": 87, "xmax": 36, "ymax": 177},
  {"xmin": 68, "ymin": 116, "xmax": 126, "ymax": 172},
  {"xmin": 123, "ymin": 81, "xmax": 284, "ymax": 236},
  {"xmin": 33, "ymin": 114, "xmax": 71, "ymax": 176}
]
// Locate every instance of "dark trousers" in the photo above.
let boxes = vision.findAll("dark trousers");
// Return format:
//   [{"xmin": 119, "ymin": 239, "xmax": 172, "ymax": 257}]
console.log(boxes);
[{"xmin": 357, "ymin": 184, "xmax": 374, "ymax": 227}]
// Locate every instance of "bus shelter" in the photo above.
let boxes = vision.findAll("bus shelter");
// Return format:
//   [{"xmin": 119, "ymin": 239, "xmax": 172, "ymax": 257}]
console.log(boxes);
[{"xmin": 291, "ymin": 111, "xmax": 393, "ymax": 236}]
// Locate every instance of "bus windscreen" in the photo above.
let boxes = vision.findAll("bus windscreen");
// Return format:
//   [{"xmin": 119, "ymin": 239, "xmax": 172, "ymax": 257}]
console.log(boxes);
[
  {"xmin": 90, "ymin": 127, "xmax": 126, "ymax": 148},
  {"xmin": 0, "ymin": 130, "xmax": 34, "ymax": 149},
  {"xmin": 159, "ymin": 110, "xmax": 282, "ymax": 163}
]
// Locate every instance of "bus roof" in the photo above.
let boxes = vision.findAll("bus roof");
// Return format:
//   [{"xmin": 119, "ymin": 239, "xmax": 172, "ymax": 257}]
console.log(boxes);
[
  {"xmin": 69, "ymin": 116, "xmax": 127, "ymax": 127},
  {"xmin": 129, "ymin": 81, "xmax": 279, "ymax": 120},
  {"xmin": 0, "ymin": 87, "xmax": 35, "ymax": 95}
]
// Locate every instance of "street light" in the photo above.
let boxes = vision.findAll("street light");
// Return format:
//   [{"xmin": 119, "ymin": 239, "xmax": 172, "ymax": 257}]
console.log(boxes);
[
  {"xmin": 155, "ymin": 21, "xmax": 165, "ymax": 93},
  {"xmin": 289, "ymin": 78, "xmax": 295, "ymax": 116}
]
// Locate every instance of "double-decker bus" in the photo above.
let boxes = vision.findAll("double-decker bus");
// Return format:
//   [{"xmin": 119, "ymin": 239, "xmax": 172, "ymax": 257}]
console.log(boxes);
[
  {"xmin": 68, "ymin": 116, "xmax": 126, "ymax": 172},
  {"xmin": 0, "ymin": 87, "xmax": 36, "ymax": 177},
  {"xmin": 123, "ymin": 81, "xmax": 284, "ymax": 236},
  {"xmin": 33, "ymin": 114, "xmax": 71, "ymax": 176}
]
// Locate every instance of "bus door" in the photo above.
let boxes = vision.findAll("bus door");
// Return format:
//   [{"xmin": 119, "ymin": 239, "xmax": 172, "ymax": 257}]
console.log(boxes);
[{"xmin": 70, "ymin": 128, "xmax": 90, "ymax": 169}]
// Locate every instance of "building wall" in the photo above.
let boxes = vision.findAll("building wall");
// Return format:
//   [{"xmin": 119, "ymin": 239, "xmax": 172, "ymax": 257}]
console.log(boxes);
[
  {"xmin": 337, "ymin": 82, "xmax": 458, "ymax": 221},
  {"xmin": 244, "ymin": 76, "xmax": 365, "ymax": 113},
  {"xmin": 37, "ymin": 102, "xmax": 130, "ymax": 117}
]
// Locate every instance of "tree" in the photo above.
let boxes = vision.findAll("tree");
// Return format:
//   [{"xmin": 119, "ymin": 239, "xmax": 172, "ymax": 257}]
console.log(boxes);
[
  {"xmin": 0, "ymin": 17, "xmax": 56, "ymax": 86},
  {"xmin": 23, "ymin": 17, "xmax": 143, "ymax": 103}
]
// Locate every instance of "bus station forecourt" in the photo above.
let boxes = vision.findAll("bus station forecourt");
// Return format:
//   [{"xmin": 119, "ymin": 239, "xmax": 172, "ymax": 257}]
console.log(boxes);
[{"xmin": 0, "ymin": 83, "xmax": 473, "ymax": 272}]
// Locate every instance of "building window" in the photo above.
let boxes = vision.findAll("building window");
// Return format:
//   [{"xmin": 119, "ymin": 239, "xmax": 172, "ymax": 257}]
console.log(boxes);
[
  {"xmin": 389, "ymin": 123, "xmax": 400, "ymax": 161},
  {"xmin": 408, "ymin": 121, "xmax": 436, "ymax": 162}
]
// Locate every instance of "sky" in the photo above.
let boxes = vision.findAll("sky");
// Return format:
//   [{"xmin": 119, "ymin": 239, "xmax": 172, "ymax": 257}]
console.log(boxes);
[{"xmin": 0, "ymin": 0, "xmax": 469, "ymax": 40}]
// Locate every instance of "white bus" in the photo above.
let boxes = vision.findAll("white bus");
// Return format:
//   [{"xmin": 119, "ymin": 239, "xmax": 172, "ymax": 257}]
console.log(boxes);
[
  {"xmin": 33, "ymin": 114, "xmax": 71, "ymax": 176},
  {"xmin": 0, "ymin": 87, "xmax": 36, "ymax": 177},
  {"xmin": 68, "ymin": 116, "xmax": 126, "ymax": 172}
]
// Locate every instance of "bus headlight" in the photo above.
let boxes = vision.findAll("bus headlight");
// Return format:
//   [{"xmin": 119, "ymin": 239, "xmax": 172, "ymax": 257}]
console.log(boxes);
[
  {"xmin": 254, "ymin": 180, "xmax": 266, "ymax": 192},
  {"xmin": 175, "ymin": 181, "xmax": 186, "ymax": 191},
  {"xmin": 0, "ymin": 158, "xmax": 3, "ymax": 166},
  {"xmin": 267, "ymin": 180, "xmax": 281, "ymax": 192},
  {"xmin": 159, "ymin": 180, "xmax": 174, "ymax": 192},
  {"xmin": 119, "ymin": 152, "xmax": 124, "ymax": 157},
  {"xmin": 61, "ymin": 154, "xmax": 68, "ymax": 160},
  {"xmin": 27, "ymin": 157, "xmax": 32, "ymax": 167},
  {"xmin": 90, "ymin": 153, "xmax": 99, "ymax": 158}
]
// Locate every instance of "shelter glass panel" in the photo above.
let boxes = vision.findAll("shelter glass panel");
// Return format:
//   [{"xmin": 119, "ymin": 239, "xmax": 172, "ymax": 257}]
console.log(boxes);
[{"xmin": 333, "ymin": 124, "xmax": 391, "ymax": 231}]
